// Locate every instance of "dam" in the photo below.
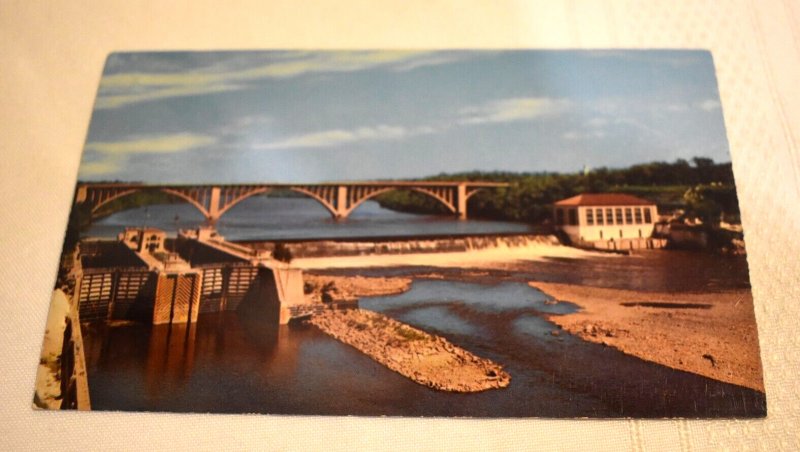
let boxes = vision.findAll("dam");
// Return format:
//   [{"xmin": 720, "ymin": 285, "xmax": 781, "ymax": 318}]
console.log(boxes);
[
  {"xmin": 73, "ymin": 223, "xmax": 556, "ymax": 327},
  {"xmin": 74, "ymin": 227, "xmax": 308, "ymax": 326}
]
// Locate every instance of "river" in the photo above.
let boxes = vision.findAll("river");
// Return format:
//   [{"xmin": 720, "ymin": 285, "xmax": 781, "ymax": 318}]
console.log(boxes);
[
  {"xmin": 79, "ymin": 197, "xmax": 763, "ymax": 417},
  {"xmin": 85, "ymin": 196, "xmax": 535, "ymax": 241}
]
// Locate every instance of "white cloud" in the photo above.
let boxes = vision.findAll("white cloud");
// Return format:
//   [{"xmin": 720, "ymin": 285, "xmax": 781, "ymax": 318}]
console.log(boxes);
[
  {"xmin": 217, "ymin": 115, "xmax": 273, "ymax": 136},
  {"xmin": 391, "ymin": 53, "xmax": 471, "ymax": 72},
  {"xmin": 613, "ymin": 117, "xmax": 664, "ymax": 137},
  {"xmin": 96, "ymin": 83, "xmax": 241, "ymax": 110},
  {"xmin": 666, "ymin": 103, "xmax": 689, "ymax": 112},
  {"xmin": 79, "ymin": 159, "xmax": 122, "ymax": 177},
  {"xmin": 562, "ymin": 129, "xmax": 607, "ymax": 141},
  {"xmin": 459, "ymin": 97, "xmax": 571, "ymax": 125},
  {"xmin": 255, "ymin": 124, "xmax": 433, "ymax": 150},
  {"xmin": 586, "ymin": 117, "xmax": 609, "ymax": 128},
  {"xmin": 97, "ymin": 51, "xmax": 455, "ymax": 109},
  {"xmin": 80, "ymin": 133, "xmax": 217, "ymax": 177},
  {"xmin": 85, "ymin": 133, "xmax": 216, "ymax": 154},
  {"xmin": 695, "ymin": 99, "xmax": 721, "ymax": 111},
  {"xmin": 585, "ymin": 50, "xmax": 706, "ymax": 68}
]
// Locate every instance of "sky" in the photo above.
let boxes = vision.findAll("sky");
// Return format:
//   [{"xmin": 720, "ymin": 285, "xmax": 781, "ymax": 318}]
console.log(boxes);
[{"xmin": 78, "ymin": 50, "xmax": 731, "ymax": 183}]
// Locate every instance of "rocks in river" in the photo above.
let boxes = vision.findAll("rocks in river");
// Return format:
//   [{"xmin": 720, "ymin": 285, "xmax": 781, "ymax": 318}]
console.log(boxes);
[
  {"xmin": 581, "ymin": 323, "xmax": 618, "ymax": 339},
  {"xmin": 304, "ymin": 274, "xmax": 412, "ymax": 302},
  {"xmin": 309, "ymin": 309, "xmax": 511, "ymax": 392}
]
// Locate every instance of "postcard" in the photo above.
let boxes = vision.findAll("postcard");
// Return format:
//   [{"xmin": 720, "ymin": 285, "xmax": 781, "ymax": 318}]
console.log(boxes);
[{"xmin": 33, "ymin": 50, "xmax": 764, "ymax": 417}]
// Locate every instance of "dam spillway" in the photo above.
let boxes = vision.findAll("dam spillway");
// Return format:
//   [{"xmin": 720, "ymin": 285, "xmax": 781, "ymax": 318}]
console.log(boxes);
[{"xmin": 239, "ymin": 232, "xmax": 559, "ymax": 259}]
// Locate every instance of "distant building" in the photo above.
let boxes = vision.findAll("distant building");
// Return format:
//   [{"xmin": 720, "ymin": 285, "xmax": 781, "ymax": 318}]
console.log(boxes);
[{"xmin": 553, "ymin": 193, "xmax": 665, "ymax": 250}]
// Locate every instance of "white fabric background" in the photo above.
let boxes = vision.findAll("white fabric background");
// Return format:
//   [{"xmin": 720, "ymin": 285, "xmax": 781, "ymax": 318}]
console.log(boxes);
[{"xmin": 1, "ymin": 1, "xmax": 798, "ymax": 450}]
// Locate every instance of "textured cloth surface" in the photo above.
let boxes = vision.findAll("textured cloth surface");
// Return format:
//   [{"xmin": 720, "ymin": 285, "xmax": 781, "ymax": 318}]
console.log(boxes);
[{"xmin": 1, "ymin": 1, "xmax": 798, "ymax": 450}]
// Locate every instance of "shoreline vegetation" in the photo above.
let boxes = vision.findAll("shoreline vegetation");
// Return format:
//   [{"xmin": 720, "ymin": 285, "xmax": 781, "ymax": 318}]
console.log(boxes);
[
  {"xmin": 80, "ymin": 158, "xmax": 745, "ymax": 255},
  {"xmin": 83, "ymin": 157, "xmax": 741, "ymax": 229},
  {"xmin": 62, "ymin": 159, "xmax": 757, "ymax": 401},
  {"xmin": 374, "ymin": 158, "xmax": 740, "ymax": 227}
]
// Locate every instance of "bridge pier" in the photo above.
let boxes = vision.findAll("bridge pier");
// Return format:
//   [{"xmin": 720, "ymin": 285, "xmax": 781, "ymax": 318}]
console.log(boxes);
[
  {"xmin": 334, "ymin": 186, "xmax": 349, "ymax": 220},
  {"xmin": 456, "ymin": 184, "xmax": 468, "ymax": 220},
  {"xmin": 77, "ymin": 181, "xmax": 508, "ymax": 224},
  {"xmin": 206, "ymin": 187, "xmax": 222, "ymax": 225}
]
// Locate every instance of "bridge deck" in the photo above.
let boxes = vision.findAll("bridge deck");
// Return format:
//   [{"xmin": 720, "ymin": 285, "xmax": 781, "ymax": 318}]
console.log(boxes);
[
  {"xmin": 77, "ymin": 181, "xmax": 509, "ymax": 188},
  {"xmin": 76, "ymin": 180, "xmax": 509, "ymax": 221}
]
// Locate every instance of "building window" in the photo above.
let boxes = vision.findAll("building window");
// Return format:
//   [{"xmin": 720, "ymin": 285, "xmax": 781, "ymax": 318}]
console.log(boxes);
[
  {"xmin": 555, "ymin": 208, "xmax": 564, "ymax": 225},
  {"xmin": 634, "ymin": 208, "xmax": 643, "ymax": 224},
  {"xmin": 596, "ymin": 208, "xmax": 604, "ymax": 225},
  {"xmin": 606, "ymin": 208, "xmax": 614, "ymax": 225},
  {"xmin": 568, "ymin": 209, "xmax": 578, "ymax": 226},
  {"xmin": 625, "ymin": 208, "xmax": 633, "ymax": 224},
  {"xmin": 586, "ymin": 208, "xmax": 594, "ymax": 225},
  {"xmin": 644, "ymin": 207, "xmax": 652, "ymax": 223},
  {"xmin": 615, "ymin": 208, "xmax": 623, "ymax": 224}
]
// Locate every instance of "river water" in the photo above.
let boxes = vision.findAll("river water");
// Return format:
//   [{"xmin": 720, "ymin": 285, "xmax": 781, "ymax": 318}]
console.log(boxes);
[
  {"xmin": 86, "ymin": 197, "xmax": 535, "ymax": 241},
  {"xmin": 79, "ymin": 197, "xmax": 763, "ymax": 417}
]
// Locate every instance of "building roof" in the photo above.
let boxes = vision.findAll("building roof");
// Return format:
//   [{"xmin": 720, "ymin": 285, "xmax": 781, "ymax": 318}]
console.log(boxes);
[
  {"xmin": 173, "ymin": 239, "xmax": 249, "ymax": 266},
  {"xmin": 80, "ymin": 241, "xmax": 148, "ymax": 269},
  {"xmin": 553, "ymin": 193, "xmax": 655, "ymax": 207}
]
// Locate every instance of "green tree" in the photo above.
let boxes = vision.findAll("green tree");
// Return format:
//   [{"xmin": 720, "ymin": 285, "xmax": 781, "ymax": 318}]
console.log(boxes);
[{"xmin": 272, "ymin": 242, "xmax": 293, "ymax": 263}]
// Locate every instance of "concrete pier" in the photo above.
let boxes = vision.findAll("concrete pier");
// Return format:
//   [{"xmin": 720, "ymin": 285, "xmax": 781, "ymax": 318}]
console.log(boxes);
[{"xmin": 73, "ymin": 227, "xmax": 311, "ymax": 326}]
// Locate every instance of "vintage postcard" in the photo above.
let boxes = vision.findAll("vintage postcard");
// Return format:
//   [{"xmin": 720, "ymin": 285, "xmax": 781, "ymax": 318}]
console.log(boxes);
[{"xmin": 34, "ymin": 50, "xmax": 764, "ymax": 417}]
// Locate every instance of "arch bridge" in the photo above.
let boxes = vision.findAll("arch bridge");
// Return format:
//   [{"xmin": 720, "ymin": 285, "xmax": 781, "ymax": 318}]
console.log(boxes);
[{"xmin": 75, "ymin": 181, "xmax": 509, "ymax": 223}]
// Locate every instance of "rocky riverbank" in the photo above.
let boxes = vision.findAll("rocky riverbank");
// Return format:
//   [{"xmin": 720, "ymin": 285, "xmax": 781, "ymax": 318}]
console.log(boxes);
[
  {"xmin": 303, "ymin": 274, "xmax": 411, "ymax": 301},
  {"xmin": 309, "ymin": 309, "xmax": 510, "ymax": 392},
  {"xmin": 530, "ymin": 282, "xmax": 764, "ymax": 392}
]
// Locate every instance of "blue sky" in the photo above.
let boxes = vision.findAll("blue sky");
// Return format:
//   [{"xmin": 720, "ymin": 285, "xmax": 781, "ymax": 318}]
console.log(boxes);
[{"xmin": 79, "ymin": 50, "xmax": 730, "ymax": 183}]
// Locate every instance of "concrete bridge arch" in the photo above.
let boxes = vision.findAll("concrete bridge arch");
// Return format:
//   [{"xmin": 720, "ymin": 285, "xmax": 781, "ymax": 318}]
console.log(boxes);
[{"xmin": 76, "ymin": 181, "xmax": 507, "ymax": 224}]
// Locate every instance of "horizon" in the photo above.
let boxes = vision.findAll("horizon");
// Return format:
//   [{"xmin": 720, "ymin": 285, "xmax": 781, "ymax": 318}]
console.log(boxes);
[
  {"xmin": 77, "ymin": 156, "xmax": 732, "ymax": 185},
  {"xmin": 78, "ymin": 50, "xmax": 731, "ymax": 184}
]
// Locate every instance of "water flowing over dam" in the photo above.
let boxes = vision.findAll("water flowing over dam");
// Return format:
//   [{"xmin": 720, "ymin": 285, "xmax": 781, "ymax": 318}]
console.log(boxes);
[
  {"xmin": 71, "ymin": 192, "xmax": 763, "ymax": 417},
  {"xmin": 241, "ymin": 233, "xmax": 560, "ymax": 259}
]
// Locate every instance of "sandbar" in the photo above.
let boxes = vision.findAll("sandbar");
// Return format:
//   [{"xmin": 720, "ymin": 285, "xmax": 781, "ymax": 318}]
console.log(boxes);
[
  {"xmin": 309, "ymin": 309, "xmax": 510, "ymax": 392},
  {"xmin": 530, "ymin": 282, "xmax": 764, "ymax": 392}
]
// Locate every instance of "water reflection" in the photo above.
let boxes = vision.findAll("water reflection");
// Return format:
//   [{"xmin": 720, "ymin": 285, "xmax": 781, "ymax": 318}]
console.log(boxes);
[
  {"xmin": 396, "ymin": 306, "xmax": 484, "ymax": 337},
  {"xmin": 82, "ymin": 279, "xmax": 765, "ymax": 417},
  {"xmin": 507, "ymin": 251, "xmax": 752, "ymax": 293},
  {"xmin": 145, "ymin": 322, "xmax": 197, "ymax": 400},
  {"xmin": 513, "ymin": 315, "xmax": 569, "ymax": 344},
  {"xmin": 361, "ymin": 280, "xmax": 579, "ymax": 314},
  {"xmin": 86, "ymin": 198, "xmax": 535, "ymax": 241}
]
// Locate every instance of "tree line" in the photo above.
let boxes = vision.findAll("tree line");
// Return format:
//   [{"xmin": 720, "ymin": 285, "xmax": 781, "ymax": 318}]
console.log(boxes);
[{"xmin": 375, "ymin": 158, "xmax": 741, "ymax": 226}]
